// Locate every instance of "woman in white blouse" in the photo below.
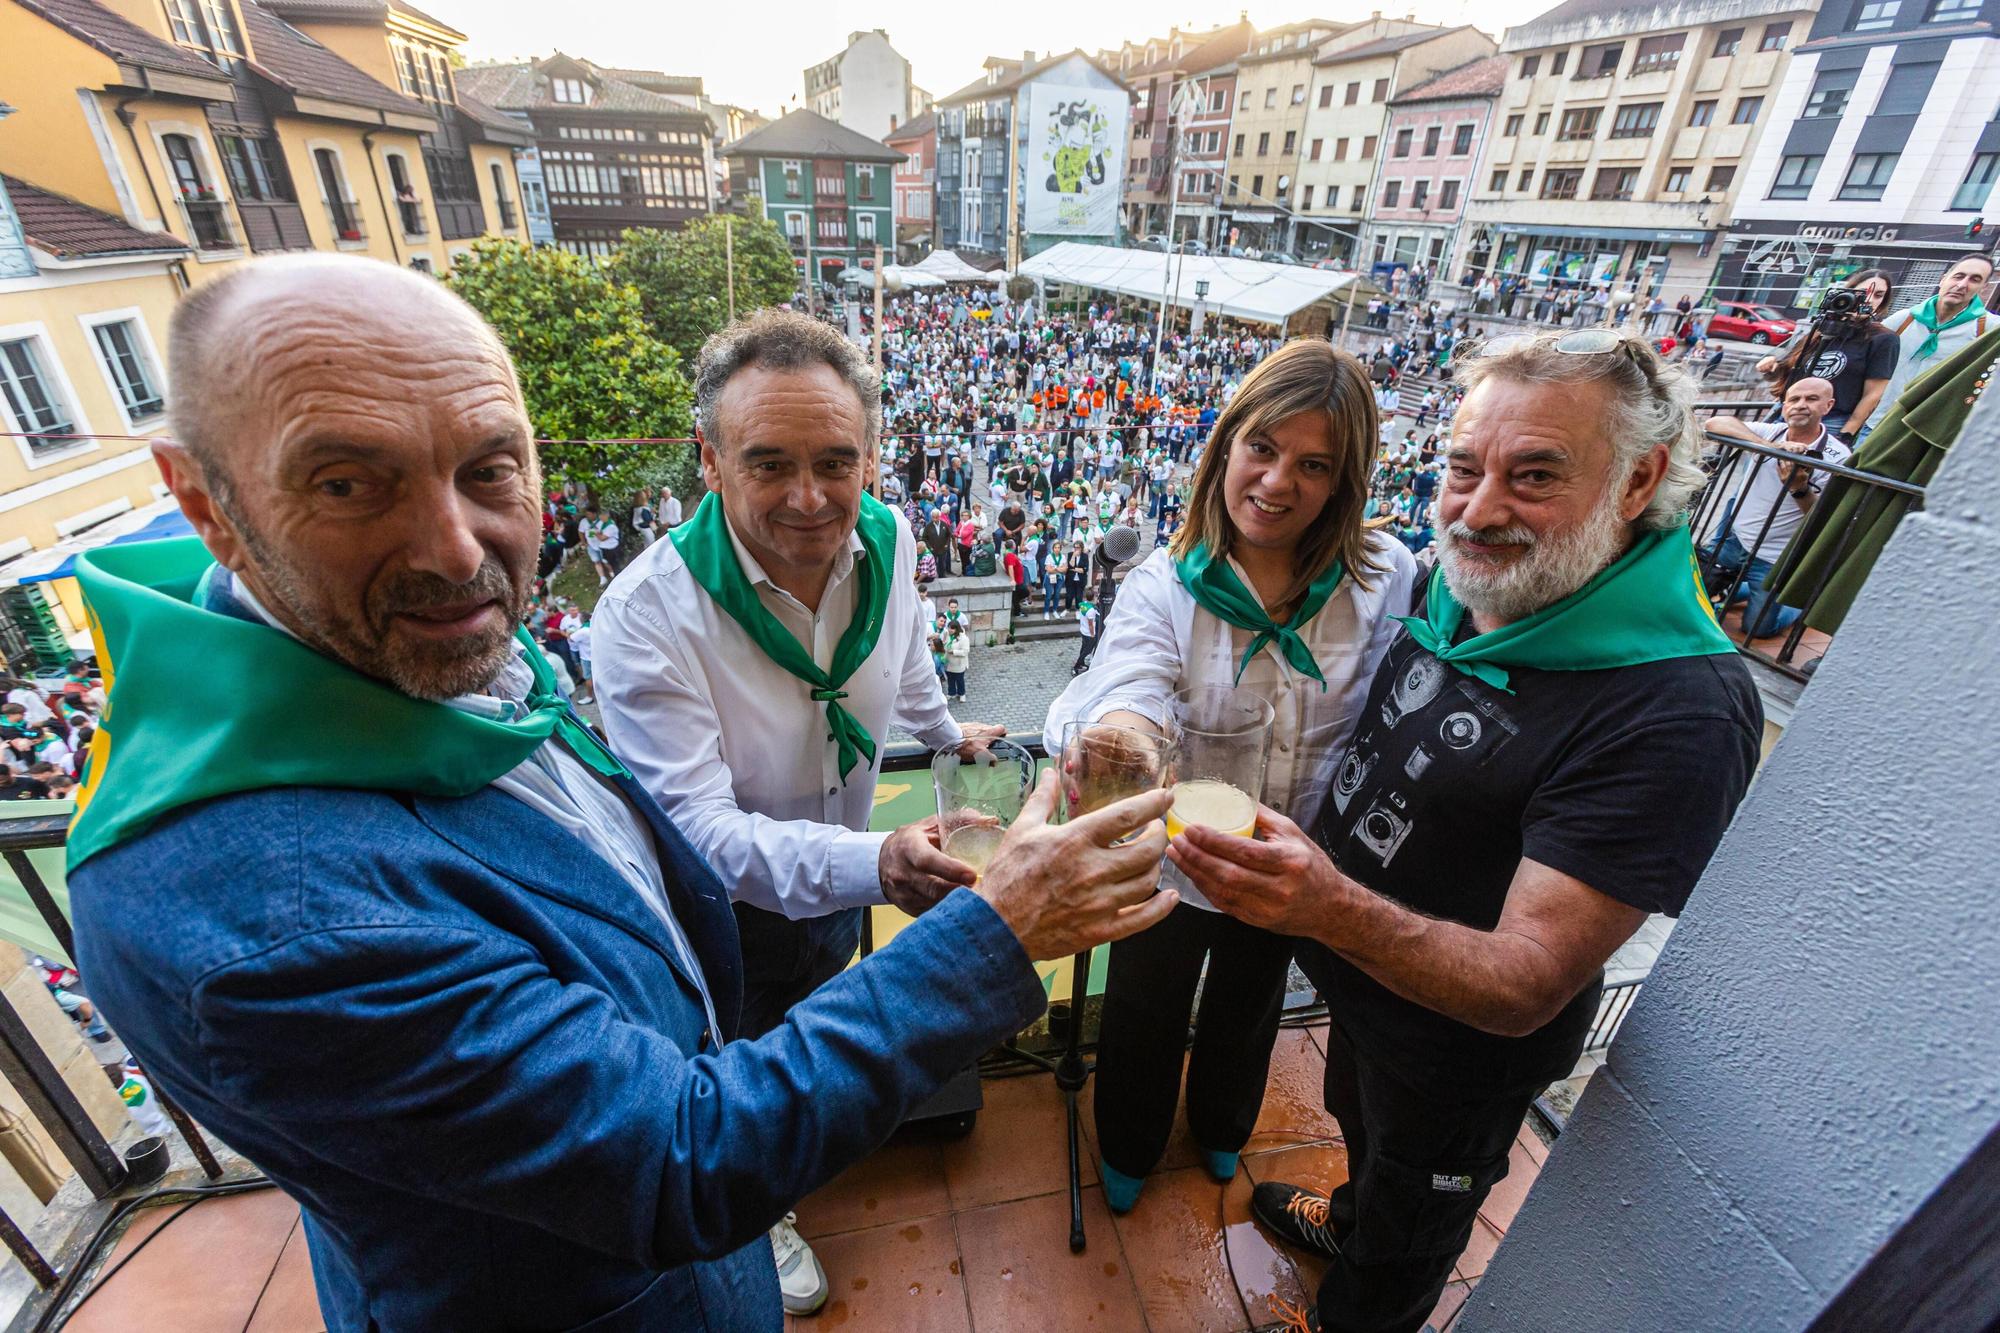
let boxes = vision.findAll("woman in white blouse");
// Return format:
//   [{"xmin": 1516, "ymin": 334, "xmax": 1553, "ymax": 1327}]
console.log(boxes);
[{"xmin": 1045, "ymin": 339, "xmax": 1415, "ymax": 1214}]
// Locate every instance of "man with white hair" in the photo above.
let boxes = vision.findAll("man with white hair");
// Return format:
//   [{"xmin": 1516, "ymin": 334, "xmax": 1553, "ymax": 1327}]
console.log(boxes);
[{"xmin": 1171, "ymin": 329, "xmax": 1763, "ymax": 1333}]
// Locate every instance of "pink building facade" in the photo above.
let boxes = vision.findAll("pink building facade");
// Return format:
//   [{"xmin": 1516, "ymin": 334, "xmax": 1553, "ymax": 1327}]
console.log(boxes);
[
  {"xmin": 1363, "ymin": 56, "xmax": 1505, "ymax": 276},
  {"xmin": 885, "ymin": 110, "xmax": 935, "ymax": 259}
]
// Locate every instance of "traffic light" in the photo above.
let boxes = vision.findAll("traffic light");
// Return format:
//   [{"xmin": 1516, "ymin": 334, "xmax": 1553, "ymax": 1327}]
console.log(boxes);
[{"xmin": 1968, "ymin": 216, "xmax": 1985, "ymax": 241}]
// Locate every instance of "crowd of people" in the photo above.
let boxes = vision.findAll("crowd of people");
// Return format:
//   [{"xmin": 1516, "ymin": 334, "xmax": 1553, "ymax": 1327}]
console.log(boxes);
[
  {"xmin": 43, "ymin": 244, "xmax": 1996, "ymax": 1333},
  {"xmin": 0, "ymin": 663, "xmax": 100, "ymax": 800}
]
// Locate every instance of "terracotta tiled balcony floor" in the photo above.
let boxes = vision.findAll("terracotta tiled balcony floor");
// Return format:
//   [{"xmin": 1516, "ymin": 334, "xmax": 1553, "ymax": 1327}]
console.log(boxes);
[
  {"xmin": 788, "ymin": 1018, "xmax": 1548, "ymax": 1333},
  {"xmin": 47, "ymin": 1020, "xmax": 1549, "ymax": 1333}
]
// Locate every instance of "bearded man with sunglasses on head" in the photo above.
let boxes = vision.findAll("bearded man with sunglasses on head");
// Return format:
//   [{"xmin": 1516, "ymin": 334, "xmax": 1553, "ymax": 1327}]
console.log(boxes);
[{"xmin": 1171, "ymin": 330, "xmax": 1763, "ymax": 1333}]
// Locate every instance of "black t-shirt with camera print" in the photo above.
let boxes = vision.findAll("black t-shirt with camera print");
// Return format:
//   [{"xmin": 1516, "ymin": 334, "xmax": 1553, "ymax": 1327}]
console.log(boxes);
[{"xmin": 1301, "ymin": 622, "xmax": 1761, "ymax": 1083}]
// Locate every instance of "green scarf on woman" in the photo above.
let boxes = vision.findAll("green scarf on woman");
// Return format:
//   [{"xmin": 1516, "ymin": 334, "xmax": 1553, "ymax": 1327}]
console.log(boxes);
[
  {"xmin": 670, "ymin": 492, "xmax": 897, "ymax": 783},
  {"xmin": 1173, "ymin": 542, "xmax": 1344, "ymax": 687},
  {"xmin": 1396, "ymin": 524, "xmax": 1734, "ymax": 693}
]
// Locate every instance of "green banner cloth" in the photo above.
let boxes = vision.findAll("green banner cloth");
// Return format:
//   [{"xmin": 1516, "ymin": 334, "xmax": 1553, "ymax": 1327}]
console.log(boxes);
[
  {"xmin": 67, "ymin": 537, "xmax": 624, "ymax": 870},
  {"xmin": 1173, "ymin": 542, "xmax": 1344, "ymax": 687},
  {"xmin": 670, "ymin": 491, "xmax": 896, "ymax": 783},
  {"xmin": 1396, "ymin": 524, "xmax": 1735, "ymax": 693},
  {"xmin": 1773, "ymin": 324, "xmax": 2000, "ymax": 632}
]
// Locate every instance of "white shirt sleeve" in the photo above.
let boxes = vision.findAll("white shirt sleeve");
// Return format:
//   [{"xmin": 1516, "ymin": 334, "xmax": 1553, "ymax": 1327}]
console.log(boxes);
[
  {"xmin": 1044, "ymin": 550, "xmax": 1188, "ymax": 740},
  {"xmin": 593, "ymin": 591, "xmax": 886, "ymax": 919}
]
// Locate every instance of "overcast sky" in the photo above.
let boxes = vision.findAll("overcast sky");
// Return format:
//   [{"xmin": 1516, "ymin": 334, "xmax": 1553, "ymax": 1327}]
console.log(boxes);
[{"xmin": 439, "ymin": 1, "xmax": 1556, "ymax": 120}]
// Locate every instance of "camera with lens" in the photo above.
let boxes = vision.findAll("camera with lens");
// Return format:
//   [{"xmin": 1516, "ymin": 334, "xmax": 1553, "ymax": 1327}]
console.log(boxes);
[{"xmin": 1812, "ymin": 285, "xmax": 1875, "ymax": 334}]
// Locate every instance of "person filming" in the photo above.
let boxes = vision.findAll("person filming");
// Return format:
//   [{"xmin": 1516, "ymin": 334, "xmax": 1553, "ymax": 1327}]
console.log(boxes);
[{"xmin": 1756, "ymin": 269, "xmax": 1899, "ymax": 440}]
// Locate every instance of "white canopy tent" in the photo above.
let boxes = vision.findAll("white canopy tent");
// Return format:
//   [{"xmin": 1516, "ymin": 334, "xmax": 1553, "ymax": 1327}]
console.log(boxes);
[
  {"xmin": 1018, "ymin": 242, "xmax": 1377, "ymax": 326},
  {"xmin": 911, "ymin": 250, "xmax": 1004, "ymax": 283},
  {"xmin": 839, "ymin": 266, "xmax": 946, "ymax": 290}
]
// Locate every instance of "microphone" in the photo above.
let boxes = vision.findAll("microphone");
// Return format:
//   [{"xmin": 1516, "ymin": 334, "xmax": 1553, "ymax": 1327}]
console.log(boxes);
[{"xmin": 1100, "ymin": 525, "xmax": 1140, "ymax": 568}]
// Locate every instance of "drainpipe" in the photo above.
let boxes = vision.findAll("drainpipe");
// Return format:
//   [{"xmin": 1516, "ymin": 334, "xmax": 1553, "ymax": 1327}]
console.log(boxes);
[
  {"xmin": 362, "ymin": 128, "xmax": 402, "ymax": 265},
  {"xmin": 114, "ymin": 98, "xmax": 171, "ymax": 236}
]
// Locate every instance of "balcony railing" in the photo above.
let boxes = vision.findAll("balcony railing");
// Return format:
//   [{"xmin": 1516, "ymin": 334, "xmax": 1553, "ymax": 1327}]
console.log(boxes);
[
  {"xmin": 324, "ymin": 199, "xmax": 366, "ymax": 245},
  {"xmin": 499, "ymin": 200, "xmax": 519, "ymax": 230},
  {"xmin": 397, "ymin": 199, "xmax": 427, "ymax": 236},
  {"xmin": 1688, "ymin": 418, "xmax": 1926, "ymax": 680},
  {"xmin": 177, "ymin": 198, "xmax": 234, "ymax": 252},
  {"xmin": 0, "ymin": 813, "xmax": 224, "ymax": 1301}
]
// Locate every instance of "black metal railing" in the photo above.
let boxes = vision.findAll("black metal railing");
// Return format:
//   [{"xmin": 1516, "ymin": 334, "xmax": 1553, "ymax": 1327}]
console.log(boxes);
[
  {"xmin": 0, "ymin": 814, "xmax": 221, "ymax": 1288},
  {"xmin": 1587, "ymin": 978, "xmax": 1642, "ymax": 1053},
  {"xmin": 179, "ymin": 199, "xmax": 233, "ymax": 252},
  {"xmin": 397, "ymin": 199, "xmax": 427, "ymax": 236},
  {"xmin": 498, "ymin": 200, "xmax": 519, "ymax": 230},
  {"xmin": 1689, "ymin": 423, "xmax": 1926, "ymax": 678}
]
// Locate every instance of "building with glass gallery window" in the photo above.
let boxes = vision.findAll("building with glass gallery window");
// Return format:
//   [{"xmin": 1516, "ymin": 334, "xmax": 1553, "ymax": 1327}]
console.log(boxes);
[{"xmin": 1716, "ymin": 0, "xmax": 2000, "ymax": 314}]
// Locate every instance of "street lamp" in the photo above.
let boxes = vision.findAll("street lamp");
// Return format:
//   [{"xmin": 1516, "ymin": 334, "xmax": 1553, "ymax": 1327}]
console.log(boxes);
[
  {"xmin": 1192, "ymin": 278, "xmax": 1211, "ymax": 335},
  {"xmin": 1194, "ymin": 278, "xmax": 1210, "ymax": 301}
]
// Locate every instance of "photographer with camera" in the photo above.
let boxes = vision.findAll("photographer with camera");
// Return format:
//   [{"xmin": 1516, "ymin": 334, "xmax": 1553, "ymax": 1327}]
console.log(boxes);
[
  {"xmin": 1702, "ymin": 377, "xmax": 1846, "ymax": 638},
  {"xmin": 1756, "ymin": 269, "xmax": 1899, "ymax": 440}
]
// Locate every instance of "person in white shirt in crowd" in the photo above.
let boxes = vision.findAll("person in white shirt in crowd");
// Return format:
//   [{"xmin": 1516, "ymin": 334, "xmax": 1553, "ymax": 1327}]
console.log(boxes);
[
  {"xmin": 3, "ymin": 680, "xmax": 52, "ymax": 726},
  {"xmin": 1858, "ymin": 253, "xmax": 1994, "ymax": 441},
  {"xmin": 582, "ymin": 505, "xmax": 619, "ymax": 587},
  {"xmin": 659, "ymin": 485, "xmax": 684, "ymax": 530},
  {"xmin": 1045, "ymin": 340, "xmax": 1416, "ymax": 1216},
  {"xmin": 1702, "ymin": 376, "xmax": 1847, "ymax": 639},
  {"xmin": 592, "ymin": 311, "xmax": 1007, "ymax": 1316},
  {"xmin": 567, "ymin": 612, "xmax": 595, "ymax": 705}
]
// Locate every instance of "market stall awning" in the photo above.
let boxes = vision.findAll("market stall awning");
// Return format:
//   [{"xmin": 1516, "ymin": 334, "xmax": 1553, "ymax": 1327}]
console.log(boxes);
[
  {"xmin": 7, "ymin": 500, "xmax": 191, "ymax": 585},
  {"xmin": 911, "ymin": 250, "xmax": 1004, "ymax": 283},
  {"xmin": 1017, "ymin": 243, "xmax": 1377, "ymax": 325}
]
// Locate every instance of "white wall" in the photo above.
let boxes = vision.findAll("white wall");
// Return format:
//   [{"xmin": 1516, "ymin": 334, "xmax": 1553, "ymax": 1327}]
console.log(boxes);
[{"xmin": 836, "ymin": 33, "xmax": 911, "ymax": 141}]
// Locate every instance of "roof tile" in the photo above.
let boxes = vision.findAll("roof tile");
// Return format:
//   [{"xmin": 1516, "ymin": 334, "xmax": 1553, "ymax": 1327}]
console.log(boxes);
[
  {"xmin": 4, "ymin": 174, "xmax": 190, "ymax": 259},
  {"xmin": 14, "ymin": 0, "xmax": 232, "ymax": 82},
  {"xmin": 456, "ymin": 59, "xmax": 711, "ymax": 120},
  {"xmin": 1391, "ymin": 54, "xmax": 1509, "ymax": 103},
  {"xmin": 240, "ymin": 2, "xmax": 430, "ymax": 118},
  {"xmin": 724, "ymin": 109, "xmax": 905, "ymax": 163}
]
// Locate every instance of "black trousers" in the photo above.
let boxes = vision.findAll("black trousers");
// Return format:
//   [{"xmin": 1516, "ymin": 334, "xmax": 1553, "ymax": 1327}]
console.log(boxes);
[
  {"xmin": 1092, "ymin": 901, "xmax": 1294, "ymax": 1178},
  {"xmin": 731, "ymin": 902, "xmax": 863, "ymax": 1039},
  {"xmin": 1307, "ymin": 1012, "xmax": 1577, "ymax": 1333}
]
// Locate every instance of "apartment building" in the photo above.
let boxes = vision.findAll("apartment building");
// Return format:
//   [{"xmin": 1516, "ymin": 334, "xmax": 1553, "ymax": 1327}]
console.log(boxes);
[
  {"xmin": 1223, "ymin": 18, "xmax": 1355, "ymax": 252},
  {"xmin": 1362, "ymin": 55, "xmax": 1509, "ymax": 275},
  {"xmin": 0, "ymin": 0, "xmax": 528, "ymax": 571},
  {"xmin": 724, "ymin": 110, "xmax": 901, "ymax": 287},
  {"xmin": 885, "ymin": 110, "xmax": 936, "ymax": 259},
  {"xmin": 935, "ymin": 50, "xmax": 1130, "ymax": 260},
  {"xmin": 1720, "ymin": 0, "xmax": 2000, "ymax": 312},
  {"xmin": 458, "ymin": 56, "xmax": 715, "ymax": 258},
  {"xmin": 1457, "ymin": 0, "xmax": 1814, "ymax": 301},
  {"xmin": 1298, "ymin": 25, "xmax": 1498, "ymax": 261},
  {"xmin": 804, "ymin": 30, "xmax": 921, "ymax": 140},
  {"xmin": 1101, "ymin": 21, "xmax": 1254, "ymax": 242}
]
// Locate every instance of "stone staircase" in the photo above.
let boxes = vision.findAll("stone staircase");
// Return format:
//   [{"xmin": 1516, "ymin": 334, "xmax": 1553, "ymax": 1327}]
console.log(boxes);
[{"xmin": 1009, "ymin": 611, "xmax": 1079, "ymax": 642}]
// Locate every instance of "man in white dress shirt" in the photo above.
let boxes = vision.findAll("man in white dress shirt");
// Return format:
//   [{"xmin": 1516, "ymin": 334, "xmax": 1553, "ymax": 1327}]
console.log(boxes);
[{"xmin": 593, "ymin": 310, "xmax": 1003, "ymax": 1316}]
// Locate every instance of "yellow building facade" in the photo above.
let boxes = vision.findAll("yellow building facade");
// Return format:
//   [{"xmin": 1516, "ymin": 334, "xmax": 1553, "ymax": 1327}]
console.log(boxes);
[{"xmin": 0, "ymin": 0, "xmax": 531, "ymax": 635}]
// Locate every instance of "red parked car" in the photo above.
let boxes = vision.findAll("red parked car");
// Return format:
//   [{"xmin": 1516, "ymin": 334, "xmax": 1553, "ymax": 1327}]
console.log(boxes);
[{"xmin": 1706, "ymin": 300, "xmax": 1798, "ymax": 345}]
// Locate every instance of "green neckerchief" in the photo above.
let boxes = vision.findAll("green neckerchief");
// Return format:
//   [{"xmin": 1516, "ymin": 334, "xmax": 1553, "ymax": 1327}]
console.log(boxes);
[
  {"xmin": 1397, "ymin": 523, "xmax": 1734, "ymax": 693},
  {"xmin": 1905, "ymin": 294, "xmax": 1988, "ymax": 362},
  {"xmin": 1173, "ymin": 542, "xmax": 1345, "ymax": 688},
  {"xmin": 670, "ymin": 492, "xmax": 895, "ymax": 783},
  {"xmin": 67, "ymin": 536, "xmax": 624, "ymax": 871}
]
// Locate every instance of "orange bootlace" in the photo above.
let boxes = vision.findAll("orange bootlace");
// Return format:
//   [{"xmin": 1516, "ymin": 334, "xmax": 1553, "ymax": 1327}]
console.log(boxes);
[
  {"xmin": 1284, "ymin": 1190, "xmax": 1331, "ymax": 1230},
  {"xmin": 1266, "ymin": 1295, "xmax": 1317, "ymax": 1332}
]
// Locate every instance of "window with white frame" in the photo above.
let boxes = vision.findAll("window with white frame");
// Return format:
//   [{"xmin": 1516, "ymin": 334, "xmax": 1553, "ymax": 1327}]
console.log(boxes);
[
  {"xmin": 552, "ymin": 78, "xmax": 592, "ymax": 105},
  {"xmin": 87, "ymin": 316, "xmax": 165, "ymax": 424},
  {"xmin": 858, "ymin": 211, "xmax": 877, "ymax": 243},
  {"xmin": 0, "ymin": 333, "xmax": 83, "ymax": 459}
]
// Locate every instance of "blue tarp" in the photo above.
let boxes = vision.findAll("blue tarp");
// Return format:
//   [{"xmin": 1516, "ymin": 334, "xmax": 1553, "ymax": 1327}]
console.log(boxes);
[{"xmin": 18, "ymin": 510, "xmax": 194, "ymax": 583}]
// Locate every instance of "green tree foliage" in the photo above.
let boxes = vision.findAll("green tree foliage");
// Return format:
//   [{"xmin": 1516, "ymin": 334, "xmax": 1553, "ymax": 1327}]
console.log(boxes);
[
  {"xmin": 446, "ymin": 237, "xmax": 692, "ymax": 501},
  {"xmin": 608, "ymin": 215, "xmax": 800, "ymax": 365}
]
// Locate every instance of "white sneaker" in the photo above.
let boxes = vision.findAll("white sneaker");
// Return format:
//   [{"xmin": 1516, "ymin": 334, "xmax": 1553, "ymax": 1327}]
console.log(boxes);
[{"xmin": 769, "ymin": 1213, "xmax": 828, "ymax": 1316}]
